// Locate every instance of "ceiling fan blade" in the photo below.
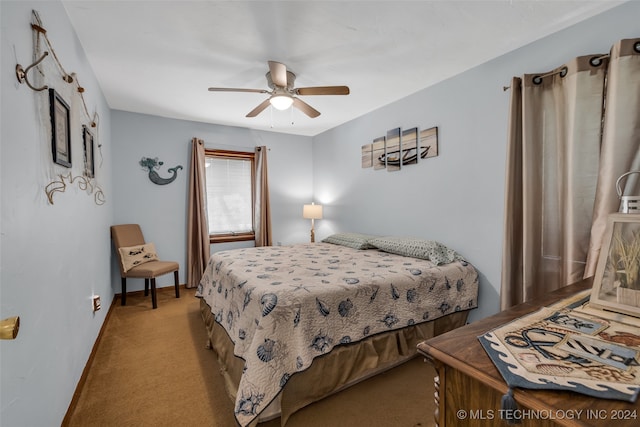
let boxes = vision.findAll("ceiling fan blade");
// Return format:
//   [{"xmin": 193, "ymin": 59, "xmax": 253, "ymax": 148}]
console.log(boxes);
[
  {"xmin": 295, "ymin": 86, "xmax": 350, "ymax": 96},
  {"xmin": 208, "ymin": 87, "xmax": 268, "ymax": 94},
  {"xmin": 293, "ymin": 98, "xmax": 320, "ymax": 118},
  {"xmin": 268, "ymin": 61, "xmax": 288, "ymax": 88},
  {"xmin": 246, "ymin": 99, "xmax": 271, "ymax": 118}
]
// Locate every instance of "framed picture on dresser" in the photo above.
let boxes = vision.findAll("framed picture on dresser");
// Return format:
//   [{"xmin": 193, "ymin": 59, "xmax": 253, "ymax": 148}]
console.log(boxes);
[{"xmin": 590, "ymin": 213, "xmax": 640, "ymax": 318}]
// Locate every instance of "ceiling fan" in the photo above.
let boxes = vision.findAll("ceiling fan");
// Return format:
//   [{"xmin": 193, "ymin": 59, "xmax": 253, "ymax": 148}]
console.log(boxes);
[{"xmin": 208, "ymin": 61, "xmax": 349, "ymax": 118}]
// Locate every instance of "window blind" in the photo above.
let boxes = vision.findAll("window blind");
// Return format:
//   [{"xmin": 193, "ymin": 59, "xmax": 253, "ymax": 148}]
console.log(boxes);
[{"xmin": 205, "ymin": 157, "xmax": 253, "ymax": 234}]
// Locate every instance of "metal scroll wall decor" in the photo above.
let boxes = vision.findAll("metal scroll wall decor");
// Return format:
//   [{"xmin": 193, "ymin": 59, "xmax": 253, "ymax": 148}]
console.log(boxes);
[
  {"xmin": 139, "ymin": 157, "xmax": 183, "ymax": 185},
  {"xmin": 361, "ymin": 126, "xmax": 438, "ymax": 171},
  {"xmin": 45, "ymin": 173, "xmax": 105, "ymax": 205}
]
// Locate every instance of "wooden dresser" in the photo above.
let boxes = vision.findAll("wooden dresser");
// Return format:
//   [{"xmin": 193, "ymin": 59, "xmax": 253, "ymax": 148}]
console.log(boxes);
[{"xmin": 417, "ymin": 278, "xmax": 640, "ymax": 427}]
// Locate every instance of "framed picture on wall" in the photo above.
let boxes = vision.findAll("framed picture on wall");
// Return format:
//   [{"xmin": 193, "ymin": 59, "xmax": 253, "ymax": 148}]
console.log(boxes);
[
  {"xmin": 386, "ymin": 127, "xmax": 401, "ymax": 172},
  {"xmin": 49, "ymin": 88, "xmax": 71, "ymax": 168},
  {"xmin": 401, "ymin": 127, "xmax": 418, "ymax": 165},
  {"xmin": 83, "ymin": 125, "xmax": 95, "ymax": 178},
  {"xmin": 361, "ymin": 144, "xmax": 372, "ymax": 168},
  {"xmin": 419, "ymin": 126, "xmax": 439, "ymax": 159},
  {"xmin": 372, "ymin": 136, "xmax": 386, "ymax": 170}
]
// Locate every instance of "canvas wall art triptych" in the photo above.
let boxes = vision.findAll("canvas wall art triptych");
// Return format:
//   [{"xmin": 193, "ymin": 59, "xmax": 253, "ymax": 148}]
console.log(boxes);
[{"xmin": 361, "ymin": 126, "xmax": 438, "ymax": 171}]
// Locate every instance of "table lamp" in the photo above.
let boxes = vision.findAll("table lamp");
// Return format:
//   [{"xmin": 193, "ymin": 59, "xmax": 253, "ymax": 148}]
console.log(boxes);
[{"xmin": 303, "ymin": 202, "xmax": 323, "ymax": 243}]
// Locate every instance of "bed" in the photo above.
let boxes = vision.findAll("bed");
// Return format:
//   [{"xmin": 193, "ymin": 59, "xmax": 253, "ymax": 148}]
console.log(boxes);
[{"xmin": 196, "ymin": 234, "xmax": 479, "ymax": 426}]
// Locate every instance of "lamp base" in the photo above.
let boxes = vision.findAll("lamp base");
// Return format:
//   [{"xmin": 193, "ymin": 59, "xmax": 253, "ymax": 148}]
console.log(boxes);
[{"xmin": 310, "ymin": 228, "xmax": 315, "ymax": 243}]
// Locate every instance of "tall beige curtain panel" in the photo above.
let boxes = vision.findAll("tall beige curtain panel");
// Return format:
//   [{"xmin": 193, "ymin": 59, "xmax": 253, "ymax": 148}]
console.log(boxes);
[
  {"xmin": 253, "ymin": 146, "xmax": 273, "ymax": 247},
  {"xmin": 186, "ymin": 137, "xmax": 210, "ymax": 289},
  {"xmin": 501, "ymin": 38, "xmax": 640, "ymax": 310},
  {"xmin": 585, "ymin": 39, "xmax": 640, "ymax": 278}
]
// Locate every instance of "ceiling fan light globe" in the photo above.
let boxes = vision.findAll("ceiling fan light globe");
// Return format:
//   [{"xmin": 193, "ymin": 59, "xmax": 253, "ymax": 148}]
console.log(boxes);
[{"xmin": 270, "ymin": 95, "xmax": 294, "ymax": 110}]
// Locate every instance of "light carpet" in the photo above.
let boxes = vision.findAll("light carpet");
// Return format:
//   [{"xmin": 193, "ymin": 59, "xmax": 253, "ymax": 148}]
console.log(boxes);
[{"xmin": 65, "ymin": 287, "xmax": 436, "ymax": 427}]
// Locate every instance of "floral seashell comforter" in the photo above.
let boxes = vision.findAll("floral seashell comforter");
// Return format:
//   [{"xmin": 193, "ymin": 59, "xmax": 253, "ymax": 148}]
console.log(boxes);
[{"xmin": 196, "ymin": 242, "xmax": 479, "ymax": 427}]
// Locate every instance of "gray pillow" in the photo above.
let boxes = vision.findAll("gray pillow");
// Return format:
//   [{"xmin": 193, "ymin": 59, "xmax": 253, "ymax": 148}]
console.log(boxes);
[
  {"xmin": 368, "ymin": 236, "xmax": 462, "ymax": 265},
  {"xmin": 321, "ymin": 233, "xmax": 378, "ymax": 250}
]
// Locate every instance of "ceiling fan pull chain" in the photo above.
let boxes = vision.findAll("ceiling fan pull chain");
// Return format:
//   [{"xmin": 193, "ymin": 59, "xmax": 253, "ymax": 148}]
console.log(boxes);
[{"xmin": 270, "ymin": 104, "xmax": 274, "ymax": 128}]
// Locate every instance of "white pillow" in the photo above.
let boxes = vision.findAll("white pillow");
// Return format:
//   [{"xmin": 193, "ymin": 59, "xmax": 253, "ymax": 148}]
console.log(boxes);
[{"xmin": 119, "ymin": 243, "xmax": 159, "ymax": 272}]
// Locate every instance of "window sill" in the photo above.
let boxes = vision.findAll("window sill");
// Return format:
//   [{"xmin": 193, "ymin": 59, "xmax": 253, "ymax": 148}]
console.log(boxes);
[{"xmin": 210, "ymin": 233, "xmax": 255, "ymax": 244}]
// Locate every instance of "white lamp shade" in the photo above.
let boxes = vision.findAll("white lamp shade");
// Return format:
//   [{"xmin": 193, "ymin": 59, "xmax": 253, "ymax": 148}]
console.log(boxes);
[
  {"xmin": 270, "ymin": 95, "xmax": 294, "ymax": 110},
  {"xmin": 303, "ymin": 204, "xmax": 323, "ymax": 219}
]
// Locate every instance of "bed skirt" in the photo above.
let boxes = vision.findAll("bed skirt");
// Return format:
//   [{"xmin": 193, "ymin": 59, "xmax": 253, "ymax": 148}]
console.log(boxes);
[{"xmin": 199, "ymin": 297, "xmax": 469, "ymax": 425}]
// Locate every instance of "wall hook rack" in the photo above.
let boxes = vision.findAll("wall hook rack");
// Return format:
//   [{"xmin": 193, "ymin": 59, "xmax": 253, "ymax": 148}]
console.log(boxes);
[{"xmin": 15, "ymin": 51, "xmax": 49, "ymax": 91}]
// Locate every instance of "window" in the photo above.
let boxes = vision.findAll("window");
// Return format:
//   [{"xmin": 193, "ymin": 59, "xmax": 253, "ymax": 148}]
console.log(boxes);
[{"xmin": 205, "ymin": 149, "xmax": 255, "ymax": 243}]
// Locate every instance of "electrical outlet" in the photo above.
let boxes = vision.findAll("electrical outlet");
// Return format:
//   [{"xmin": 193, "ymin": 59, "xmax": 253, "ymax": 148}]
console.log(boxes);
[{"xmin": 92, "ymin": 295, "xmax": 101, "ymax": 312}]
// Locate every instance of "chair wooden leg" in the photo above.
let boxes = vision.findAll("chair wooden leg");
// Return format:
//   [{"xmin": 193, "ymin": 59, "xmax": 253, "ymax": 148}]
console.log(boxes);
[
  {"xmin": 151, "ymin": 278, "xmax": 157, "ymax": 309},
  {"xmin": 144, "ymin": 279, "xmax": 150, "ymax": 296},
  {"xmin": 174, "ymin": 270, "xmax": 180, "ymax": 298},
  {"xmin": 121, "ymin": 277, "xmax": 127, "ymax": 306}
]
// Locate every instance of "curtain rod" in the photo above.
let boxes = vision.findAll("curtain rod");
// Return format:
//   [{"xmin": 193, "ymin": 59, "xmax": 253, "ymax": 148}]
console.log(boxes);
[
  {"xmin": 204, "ymin": 142, "xmax": 270, "ymax": 151},
  {"xmin": 502, "ymin": 53, "xmax": 610, "ymax": 92}
]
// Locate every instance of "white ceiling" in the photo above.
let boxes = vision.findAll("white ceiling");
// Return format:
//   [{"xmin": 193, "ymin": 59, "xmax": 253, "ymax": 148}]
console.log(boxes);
[{"xmin": 62, "ymin": 1, "xmax": 623, "ymax": 136}]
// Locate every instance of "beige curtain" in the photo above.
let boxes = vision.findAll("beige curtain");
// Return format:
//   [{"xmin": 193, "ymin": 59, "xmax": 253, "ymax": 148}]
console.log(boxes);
[
  {"xmin": 501, "ymin": 38, "xmax": 640, "ymax": 309},
  {"xmin": 584, "ymin": 39, "xmax": 640, "ymax": 277},
  {"xmin": 253, "ymin": 146, "xmax": 272, "ymax": 247},
  {"xmin": 186, "ymin": 137, "xmax": 210, "ymax": 288}
]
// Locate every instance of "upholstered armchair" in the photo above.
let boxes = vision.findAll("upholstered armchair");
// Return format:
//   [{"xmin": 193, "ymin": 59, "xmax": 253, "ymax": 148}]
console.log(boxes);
[{"xmin": 111, "ymin": 224, "xmax": 180, "ymax": 309}]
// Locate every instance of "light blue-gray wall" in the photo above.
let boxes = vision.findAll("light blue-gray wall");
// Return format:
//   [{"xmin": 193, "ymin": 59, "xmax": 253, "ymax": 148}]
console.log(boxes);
[
  {"xmin": 1, "ymin": 1, "xmax": 113, "ymax": 426},
  {"xmin": 1, "ymin": 1, "xmax": 639, "ymax": 426},
  {"xmin": 110, "ymin": 110, "xmax": 314, "ymax": 292},
  {"xmin": 311, "ymin": 1, "xmax": 640, "ymax": 323}
]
